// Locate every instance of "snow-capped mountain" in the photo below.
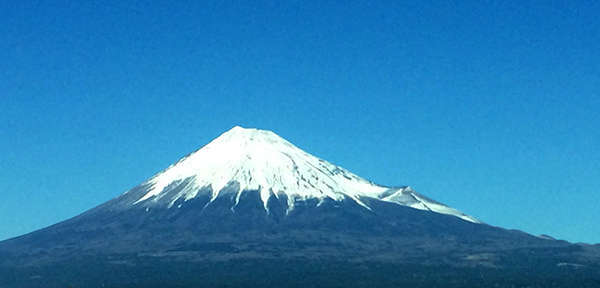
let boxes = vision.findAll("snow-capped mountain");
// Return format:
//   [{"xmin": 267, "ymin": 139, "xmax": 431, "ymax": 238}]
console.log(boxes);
[
  {"xmin": 2, "ymin": 126, "xmax": 598, "ymax": 288},
  {"xmin": 128, "ymin": 126, "xmax": 478, "ymax": 223}
]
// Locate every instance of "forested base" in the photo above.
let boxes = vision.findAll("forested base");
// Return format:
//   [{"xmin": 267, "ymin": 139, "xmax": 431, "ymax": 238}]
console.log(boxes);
[{"xmin": 2, "ymin": 257, "xmax": 599, "ymax": 288}]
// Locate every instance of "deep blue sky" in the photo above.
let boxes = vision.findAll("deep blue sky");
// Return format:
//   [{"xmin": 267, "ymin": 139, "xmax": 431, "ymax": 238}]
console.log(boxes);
[{"xmin": 1, "ymin": 1, "xmax": 599, "ymax": 243}]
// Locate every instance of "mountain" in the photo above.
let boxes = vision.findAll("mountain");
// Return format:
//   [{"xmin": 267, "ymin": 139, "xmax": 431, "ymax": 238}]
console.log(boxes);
[
  {"xmin": 117, "ymin": 125, "xmax": 478, "ymax": 222},
  {"xmin": 0, "ymin": 126, "xmax": 599, "ymax": 288}
]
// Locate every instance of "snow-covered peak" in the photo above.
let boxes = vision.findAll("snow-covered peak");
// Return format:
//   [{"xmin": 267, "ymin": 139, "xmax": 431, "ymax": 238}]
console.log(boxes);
[
  {"xmin": 132, "ymin": 126, "xmax": 479, "ymax": 223},
  {"xmin": 135, "ymin": 126, "xmax": 384, "ymax": 208}
]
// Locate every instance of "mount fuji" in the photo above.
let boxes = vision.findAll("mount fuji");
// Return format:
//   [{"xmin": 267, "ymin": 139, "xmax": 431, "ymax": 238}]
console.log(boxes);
[
  {"xmin": 130, "ymin": 126, "xmax": 478, "ymax": 222},
  {"xmin": 1, "ymin": 126, "xmax": 598, "ymax": 288}
]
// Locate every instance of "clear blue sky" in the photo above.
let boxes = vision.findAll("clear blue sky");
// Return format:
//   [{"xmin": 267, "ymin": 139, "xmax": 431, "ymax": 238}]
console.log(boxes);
[{"xmin": 1, "ymin": 1, "xmax": 598, "ymax": 243}]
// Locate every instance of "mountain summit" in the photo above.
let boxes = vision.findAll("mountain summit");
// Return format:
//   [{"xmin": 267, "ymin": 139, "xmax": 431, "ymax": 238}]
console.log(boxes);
[
  {"xmin": 129, "ymin": 126, "xmax": 478, "ymax": 222},
  {"xmin": 1, "ymin": 126, "xmax": 598, "ymax": 288}
]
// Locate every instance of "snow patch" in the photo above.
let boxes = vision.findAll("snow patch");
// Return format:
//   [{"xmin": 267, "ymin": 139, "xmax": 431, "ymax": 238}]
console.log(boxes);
[{"xmin": 131, "ymin": 126, "xmax": 479, "ymax": 223}]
